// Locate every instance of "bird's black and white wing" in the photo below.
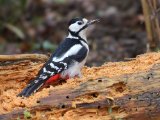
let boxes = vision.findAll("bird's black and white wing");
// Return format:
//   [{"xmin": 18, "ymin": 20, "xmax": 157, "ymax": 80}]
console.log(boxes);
[{"xmin": 18, "ymin": 38, "xmax": 88, "ymax": 97}]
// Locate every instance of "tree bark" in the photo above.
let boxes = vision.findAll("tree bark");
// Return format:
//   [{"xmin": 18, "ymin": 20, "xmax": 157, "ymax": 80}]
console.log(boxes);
[{"xmin": 0, "ymin": 54, "xmax": 160, "ymax": 120}]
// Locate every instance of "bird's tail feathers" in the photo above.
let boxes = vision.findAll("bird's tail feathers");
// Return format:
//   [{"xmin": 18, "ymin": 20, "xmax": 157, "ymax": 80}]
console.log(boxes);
[{"xmin": 17, "ymin": 78, "xmax": 45, "ymax": 97}]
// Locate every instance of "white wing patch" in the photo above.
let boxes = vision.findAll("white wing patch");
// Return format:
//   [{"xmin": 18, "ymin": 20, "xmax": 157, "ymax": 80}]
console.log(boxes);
[
  {"xmin": 39, "ymin": 75, "xmax": 47, "ymax": 79},
  {"xmin": 50, "ymin": 63, "xmax": 59, "ymax": 70},
  {"xmin": 43, "ymin": 67, "xmax": 47, "ymax": 72},
  {"xmin": 34, "ymin": 80, "xmax": 39, "ymax": 83},
  {"xmin": 43, "ymin": 66, "xmax": 55, "ymax": 75},
  {"xmin": 59, "ymin": 62, "xmax": 67, "ymax": 69},
  {"xmin": 53, "ymin": 44, "xmax": 82, "ymax": 62}
]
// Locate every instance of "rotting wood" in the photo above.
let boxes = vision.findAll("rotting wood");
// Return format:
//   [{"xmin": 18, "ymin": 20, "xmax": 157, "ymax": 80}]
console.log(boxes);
[
  {"xmin": 0, "ymin": 60, "xmax": 160, "ymax": 120},
  {"xmin": 0, "ymin": 60, "xmax": 44, "ymax": 85}
]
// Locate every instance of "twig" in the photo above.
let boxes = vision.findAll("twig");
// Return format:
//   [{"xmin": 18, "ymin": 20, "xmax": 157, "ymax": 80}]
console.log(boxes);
[
  {"xmin": 0, "ymin": 54, "xmax": 49, "ymax": 61},
  {"xmin": 146, "ymin": 0, "xmax": 160, "ymax": 49},
  {"xmin": 141, "ymin": 0, "xmax": 153, "ymax": 51},
  {"xmin": 153, "ymin": 0, "xmax": 160, "ymax": 44},
  {"xmin": 124, "ymin": 58, "xmax": 136, "ymax": 61}
]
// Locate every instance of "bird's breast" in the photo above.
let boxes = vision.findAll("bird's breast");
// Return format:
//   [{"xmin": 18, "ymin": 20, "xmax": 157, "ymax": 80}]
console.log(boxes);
[{"xmin": 60, "ymin": 59, "xmax": 86, "ymax": 79}]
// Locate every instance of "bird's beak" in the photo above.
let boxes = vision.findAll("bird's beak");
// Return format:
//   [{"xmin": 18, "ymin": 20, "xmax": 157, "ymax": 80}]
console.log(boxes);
[
  {"xmin": 79, "ymin": 19, "xmax": 99, "ymax": 32},
  {"xmin": 86, "ymin": 19, "xmax": 100, "ymax": 26}
]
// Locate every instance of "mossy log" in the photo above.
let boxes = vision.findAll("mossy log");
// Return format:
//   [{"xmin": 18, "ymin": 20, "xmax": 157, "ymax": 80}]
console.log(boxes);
[{"xmin": 0, "ymin": 54, "xmax": 160, "ymax": 120}]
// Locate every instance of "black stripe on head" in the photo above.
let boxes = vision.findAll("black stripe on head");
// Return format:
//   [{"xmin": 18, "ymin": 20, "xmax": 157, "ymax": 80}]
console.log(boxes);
[{"xmin": 68, "ymin": 17, "xmax": 83, "ymax": 26}]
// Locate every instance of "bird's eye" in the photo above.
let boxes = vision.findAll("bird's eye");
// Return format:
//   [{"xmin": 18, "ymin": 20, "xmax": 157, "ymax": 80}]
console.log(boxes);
[{"xmin": 77, "ymin": 21, "xmax": 83, "ymax": 25}]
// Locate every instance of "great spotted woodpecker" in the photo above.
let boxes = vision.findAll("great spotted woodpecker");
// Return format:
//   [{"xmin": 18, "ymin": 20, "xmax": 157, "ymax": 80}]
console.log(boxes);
[{"xmin": 18, "ymin": 17, "xmax": 99, "ymax": 97}]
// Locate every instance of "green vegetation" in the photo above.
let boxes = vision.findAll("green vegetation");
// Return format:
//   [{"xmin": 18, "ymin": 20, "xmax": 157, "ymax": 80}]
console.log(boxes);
[{"xmin": 23, "ymin": 109, "xmax": 32, "ymax": 119}]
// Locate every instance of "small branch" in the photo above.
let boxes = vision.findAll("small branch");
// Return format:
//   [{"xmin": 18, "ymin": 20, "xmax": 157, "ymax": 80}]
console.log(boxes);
[
  {"xmin": 124, "ymin": 57, "xmax": 136, "ymax": 61},
  {"xmin": 0, "ymin": 54, "xmax": 49, "ymax": 61},
  {"xmin": 153, "ymin": 0, "xmax": 160, "ymax": 45},
  {"xmin": 141, "ymin": 0, "xmax": 153, "ymax": 51}
]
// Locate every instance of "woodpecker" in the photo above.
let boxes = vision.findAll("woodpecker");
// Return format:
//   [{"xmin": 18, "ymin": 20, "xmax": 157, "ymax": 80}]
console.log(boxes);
[{"xmin": 18, "ymin": 17, "xmax": 99, "ymax": 97}]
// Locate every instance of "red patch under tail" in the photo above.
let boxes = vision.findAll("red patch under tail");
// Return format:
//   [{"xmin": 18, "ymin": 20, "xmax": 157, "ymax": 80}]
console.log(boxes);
[{"xmin": 45, "ymin": 74, "xmax": 61, "ymax": 84}]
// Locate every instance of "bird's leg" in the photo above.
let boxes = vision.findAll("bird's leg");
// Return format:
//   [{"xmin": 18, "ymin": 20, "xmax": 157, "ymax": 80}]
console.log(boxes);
[
  {"xmin": 74, "ymin": 75, "xmax": 80, "ymax": 78},
  {"xmin": 73, "ymin": 71, "xmax": 82, "ymax": 78},
  {"xmin": 76, "ymin": 71, "xmax": 82, "ymax": 78},
  {"xmin": 65, "ymin": 72, "xmax": 82, "ymax": 80}
]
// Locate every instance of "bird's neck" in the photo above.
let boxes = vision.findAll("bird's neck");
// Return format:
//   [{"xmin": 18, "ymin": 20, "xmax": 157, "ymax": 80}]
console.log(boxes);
[
  {"xmin": 67, "ymin": 33, "xmax": 79, "ymax": 39},
  {"xmin": 67, "ymin": 30, "xmax": 87, "ymax": 42},
  {"xmin": 67, "ymin": 31, "xmax": 88, "ymax": 48},
  {"xmin": 78, "ymin": 30, "xmax": 87, "ymax": 40}
]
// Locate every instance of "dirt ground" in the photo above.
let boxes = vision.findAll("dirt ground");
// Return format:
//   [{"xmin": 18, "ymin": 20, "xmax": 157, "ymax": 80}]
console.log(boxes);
[{"xmin": 1, "ymin": 52, "xmax": 160, "ymax": 119}]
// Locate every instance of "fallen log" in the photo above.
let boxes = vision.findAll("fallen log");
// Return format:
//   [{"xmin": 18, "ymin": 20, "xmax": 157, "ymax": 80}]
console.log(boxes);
[{"xmin": 0, "ymin": 53, "xmax": 160, "ymax": 120}]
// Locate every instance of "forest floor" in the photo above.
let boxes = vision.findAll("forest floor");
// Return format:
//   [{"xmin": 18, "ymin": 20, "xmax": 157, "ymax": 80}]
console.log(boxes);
[
  {"xmin": 0, "ymin": 0, "xmax": 146, "ymax": 66},
  {"xmin": 1, "ymin": 52, "xmax": 160, "ymax": 119}
]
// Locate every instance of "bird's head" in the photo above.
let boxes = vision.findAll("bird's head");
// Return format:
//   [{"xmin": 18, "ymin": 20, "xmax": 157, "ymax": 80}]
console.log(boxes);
[{"xmin": 68, "ymin": 17, "xmax": 99, "ymax": 40}]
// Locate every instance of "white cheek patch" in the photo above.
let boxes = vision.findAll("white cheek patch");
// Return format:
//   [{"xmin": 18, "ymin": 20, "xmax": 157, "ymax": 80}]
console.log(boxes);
[
  {"xmin": 69, "ymin": 22, "xmax": 82, "ymax": 32},
  {"xmin": 69, "ymin": 18, "xmax": 88, "ymax": 33}
]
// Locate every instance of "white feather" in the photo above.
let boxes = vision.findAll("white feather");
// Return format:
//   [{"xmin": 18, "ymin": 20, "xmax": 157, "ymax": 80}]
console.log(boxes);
[
  {"xmin": 80, "ymin": 40, "xmax": 89, "ymax": 51},
  {"xmin": 60, "ymin": 58, "xmax": 87, "ymax": 79},
  {"xmin": 69, "ymin": 22, "xmax": 82, "ymax": 32},
  {"xmin": 68, "ymin": 18, "xmax": 88, "ymax": 40},
  {"xmin": 39, "ymin": 75, "xmax": 47, "ymax": 79},
  {"xmin": 53, "ymin": 44, "xmax": 82, "ymax": 62},
  {"xmin": 43, "ymin": 67, "xmax": 47, "ymax": 72},
  {"xmin": 50, "ymin": 63, "xmax": 59, "ymax": 70}
]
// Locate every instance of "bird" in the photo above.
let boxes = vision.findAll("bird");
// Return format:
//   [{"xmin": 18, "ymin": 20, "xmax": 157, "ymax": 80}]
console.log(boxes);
[{"xmin": 18, "ymin": 17, "xmax": 99, "ymax": 97}]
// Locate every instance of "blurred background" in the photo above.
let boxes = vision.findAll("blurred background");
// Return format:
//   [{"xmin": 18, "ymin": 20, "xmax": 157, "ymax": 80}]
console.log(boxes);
[{"xmin": 0, "ymin": 0, "xmax": 147, "ymax": 66}]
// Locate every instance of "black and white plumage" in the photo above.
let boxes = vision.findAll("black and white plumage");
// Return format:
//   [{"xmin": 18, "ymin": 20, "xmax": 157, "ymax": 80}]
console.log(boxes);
[{"xmin": 18, "ymin": 17, "xmax": 99, "ymax": 97}]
